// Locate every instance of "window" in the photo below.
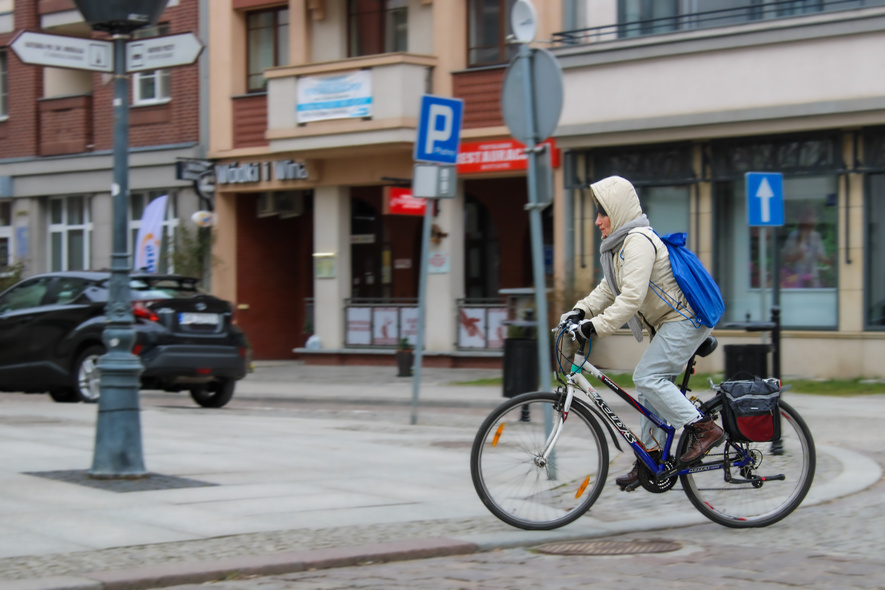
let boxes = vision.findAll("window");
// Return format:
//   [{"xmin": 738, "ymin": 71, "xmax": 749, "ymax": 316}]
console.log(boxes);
[
  {"xmin": 49, "ymin": 196, "xmax": 91, "ymax": 272},
  {"xmin": 468, "ymin": 0, "xmax": 516, "ymax": 67},
  {"xmin": 0, "ymin": 50, "xmax": 7, "ymax": 119},
  {"xmin": 712, "ymin": 137, "xmax": 840, "ymax": 329},
  {"xmin": 0, "ymin": 278, "xmax": 51, "ymax": 313},
  {"xmin": 132, "ymin": 24, "xmax": 171, "ymax": 105},
  {"xmin": 348, "ymin": 0, "xmax": 408, "ymax": 57},
  {"xmin": 247, "ymin": 7, "xmax": 289, "ymax": 92},
  {"xmin": 0, "ymin": 201, "xmax": 10, "ymax": 268},
  {"xmin": 129, "ymin": 191, "xmax": 178, "ymax": 273}
]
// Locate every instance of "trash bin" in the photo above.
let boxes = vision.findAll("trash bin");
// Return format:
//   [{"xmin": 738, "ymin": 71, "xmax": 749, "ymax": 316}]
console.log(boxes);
[
  {"xmin": 502, "ymin": 337, "xmax": 538, "ymax": 398},
  {"xmin": 723, "ymin": 344, "xmax": 770, "ymax": 381}
]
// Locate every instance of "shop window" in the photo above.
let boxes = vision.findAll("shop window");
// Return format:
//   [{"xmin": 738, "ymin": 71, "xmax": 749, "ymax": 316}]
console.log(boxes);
[
  {"xmin": 714, "ymin": 176, "xmax": 838, "ymax": 329},
  {"xmin": 49, "ymin": 196, "xmax": 91, "ymax": 272},
  {"xmin": 129, "ymin": 191, "xmax": 178, "ymax": 273},
  {"xmin": 468, "ymin": 0, "xmax": 516, "ymax": 67},
  {"xmin": 348, "ymin": 0, "xmax": 407, "ymax": 57},
  {"xmin": 465, "ymin": 195, "xmax": 500, "ymax": 299},
  {"xmin": 0, "ymin": 200, "xmax": 10, "ymax": 268},
  {"xmin": 132, "ymin": 24, "xmax": 171, "ymax": 106},
  {"xmin": 0, "ymin": 51, "xmax": 7, "ymax": 119},
  {"xmin": 247, "ymin": 7, "xmax": 289, "ymax": 92}
]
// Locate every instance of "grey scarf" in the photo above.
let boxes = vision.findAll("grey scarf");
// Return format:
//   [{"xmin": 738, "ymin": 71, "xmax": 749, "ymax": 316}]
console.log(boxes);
[{"xmin": 600, "ymin": 215, "xmax": 651, "ymax": 342}]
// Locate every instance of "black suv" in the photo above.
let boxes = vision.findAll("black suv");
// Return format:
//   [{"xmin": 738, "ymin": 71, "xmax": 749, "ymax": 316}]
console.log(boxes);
[{"xmin": 0, "ymin": 271, "xmax": 249, "ymax": 407}]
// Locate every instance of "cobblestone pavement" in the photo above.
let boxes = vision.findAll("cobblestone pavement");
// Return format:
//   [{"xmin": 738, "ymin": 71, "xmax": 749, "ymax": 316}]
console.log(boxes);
[
  {"xmin": 1, "ymin": 372, "xmax": 882, "ymax": 589},
  {"xmin": 158, "ymin": 454, "xmax": 885, "ymax": 590}
]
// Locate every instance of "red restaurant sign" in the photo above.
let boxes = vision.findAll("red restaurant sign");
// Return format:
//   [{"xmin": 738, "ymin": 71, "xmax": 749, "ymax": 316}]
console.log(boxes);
[
  {"xmin": 383, "ymin": 186, "xmax": 426, "ymax": 216},
  {"xmin": 457, "ymin": 138, "xmax": 559, "ymax": 174}
]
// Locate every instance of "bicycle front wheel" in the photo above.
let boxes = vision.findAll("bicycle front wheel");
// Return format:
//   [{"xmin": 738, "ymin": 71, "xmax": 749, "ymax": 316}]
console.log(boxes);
[
  {"xmin": 679, "ymin": 400, "xmax": 816, "ymax": 528},
  {"xmin": 470, "ymin": 391, "xmax": 609, "ymax": 530}
]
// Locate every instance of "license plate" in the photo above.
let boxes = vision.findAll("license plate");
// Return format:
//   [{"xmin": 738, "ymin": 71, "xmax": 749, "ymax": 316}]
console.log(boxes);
[{"xmin": 179, "ymin": 312, "xmax": 219, "ymax": 326}]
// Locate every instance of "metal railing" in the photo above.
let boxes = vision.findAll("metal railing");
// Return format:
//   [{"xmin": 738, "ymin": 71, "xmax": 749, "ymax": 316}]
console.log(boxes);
[{"xmin": 553, "ymin": 0, "xmax": 885, "ymax": 46}]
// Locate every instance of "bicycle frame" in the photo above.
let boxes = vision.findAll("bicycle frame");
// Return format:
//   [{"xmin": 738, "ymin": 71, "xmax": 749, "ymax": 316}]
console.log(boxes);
[{"xmin": 546, "ymin": 348, "xmax": 756, "ymax": 483}]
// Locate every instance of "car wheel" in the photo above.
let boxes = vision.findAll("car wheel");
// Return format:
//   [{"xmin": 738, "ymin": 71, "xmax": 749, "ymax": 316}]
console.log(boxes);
[
  {"xmin": 190, "ymin": 378, "xmax": 235, "ymax": 408},
  {"xmin": 73, "ymin": 345, "xmax": 105, "ymax": 403}
]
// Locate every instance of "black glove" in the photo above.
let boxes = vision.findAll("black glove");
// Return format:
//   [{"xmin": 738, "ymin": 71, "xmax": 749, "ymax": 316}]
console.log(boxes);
[
  {"xmin": 576, "ymin": 319, "xmax": 596, "ymax": 339},
  {"xmin": 559, "ymin": 308, "xmax": 585, "ymax": 326}
]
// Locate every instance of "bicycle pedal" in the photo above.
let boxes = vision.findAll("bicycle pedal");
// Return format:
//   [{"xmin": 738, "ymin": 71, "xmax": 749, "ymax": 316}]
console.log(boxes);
[{"xmin": 618, "ymin": 481, "xmax": 641, "ymax": 492}]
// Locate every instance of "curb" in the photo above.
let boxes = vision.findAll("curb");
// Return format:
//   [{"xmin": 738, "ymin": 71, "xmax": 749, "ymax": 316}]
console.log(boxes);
[{"xmin": 4, "ymin": 538, "xmax": 479, "ymax": 590}]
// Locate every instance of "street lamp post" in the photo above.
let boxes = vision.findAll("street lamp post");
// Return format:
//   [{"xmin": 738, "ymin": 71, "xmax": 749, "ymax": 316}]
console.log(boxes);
[{"xmin": 73, "ymin": 0, "xmax": 170, "ymax": 478}]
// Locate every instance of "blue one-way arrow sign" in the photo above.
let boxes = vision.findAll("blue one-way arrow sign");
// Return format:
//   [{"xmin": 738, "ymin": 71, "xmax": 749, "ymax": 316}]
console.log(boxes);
[{"xmin": 746, "ymin": 172, "xmax": 784, "ymax": 227}]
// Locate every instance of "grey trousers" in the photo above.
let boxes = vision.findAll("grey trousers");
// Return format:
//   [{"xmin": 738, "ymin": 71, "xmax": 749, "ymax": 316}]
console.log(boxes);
[{"xmin": 632, "ymin": 319, "xmax": 713, "ymax": 449}]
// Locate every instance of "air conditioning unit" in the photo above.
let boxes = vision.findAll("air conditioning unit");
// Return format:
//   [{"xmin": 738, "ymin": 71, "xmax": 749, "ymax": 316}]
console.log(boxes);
[
  {"xmin": 257, "ymin": 192, "xmax": 276, "ymax": 218},
  {"xmin": 275, "ymin": 191, "xmax": 304, "ymax": 219}
]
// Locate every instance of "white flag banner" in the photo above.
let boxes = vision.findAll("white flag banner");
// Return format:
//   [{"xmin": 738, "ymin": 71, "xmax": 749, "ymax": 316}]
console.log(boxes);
[{"xmin": 133, "ymin": 195, "xmax": 168, "ymax": 273}]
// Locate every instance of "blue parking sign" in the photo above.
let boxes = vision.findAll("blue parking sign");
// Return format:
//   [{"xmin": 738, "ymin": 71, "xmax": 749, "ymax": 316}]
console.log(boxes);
[
  {"xmin": 414, "ymin": 95, "xmax": 464, "ymax": 164},
  {"xmin": 746, "ymin": 172, "xmax": 784, "ymax": 227}
]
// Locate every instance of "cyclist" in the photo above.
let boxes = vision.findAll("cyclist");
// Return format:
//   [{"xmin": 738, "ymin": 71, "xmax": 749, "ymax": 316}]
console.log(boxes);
[{"xmin": 560, "ymin": 175, "xmax": 724, "ymax": 491}]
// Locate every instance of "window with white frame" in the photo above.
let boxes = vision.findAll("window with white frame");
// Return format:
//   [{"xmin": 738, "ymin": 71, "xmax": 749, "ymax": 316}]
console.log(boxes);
[
  {"xmin": 132, "ymin": 24, "xmax": 171, "ymax": 105},
  {"xmin": 1, "ymin": 50, "xmax": 7, "ymax": 119},
  {"xmin": 49, "ymin": 196, "xmax": 92, "ymax": 272},
  {"xmin": 129, "ymin": 191, "xmax": 178, "ymax": 273}
]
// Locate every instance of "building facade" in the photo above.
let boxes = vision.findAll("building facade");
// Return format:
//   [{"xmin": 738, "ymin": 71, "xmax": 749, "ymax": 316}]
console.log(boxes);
[
  {"xmin": 207, "ymin": 0, "xmax": 885, "ymax": 379},
  {"xmin": 207, "ymin": 0, "xmax": 561, "ymax": 364},
  {"xmin": 553, "ymin": 0, "xmax": 885, "ymax": 378},
  {"xmin": 0, "ymin": 0, "xmax": 208, "ymax": 286}
]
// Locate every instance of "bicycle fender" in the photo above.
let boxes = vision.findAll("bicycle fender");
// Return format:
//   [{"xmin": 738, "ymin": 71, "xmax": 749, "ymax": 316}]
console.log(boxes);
[{"xmin": 586, "ymin": 405, "xmax": 623, "ymax": 452}]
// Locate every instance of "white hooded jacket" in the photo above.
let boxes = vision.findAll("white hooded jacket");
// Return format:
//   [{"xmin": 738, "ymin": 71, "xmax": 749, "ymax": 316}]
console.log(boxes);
[{"xmin": 574, "ymin": 176, "xmax": 694, "ymax": 338}]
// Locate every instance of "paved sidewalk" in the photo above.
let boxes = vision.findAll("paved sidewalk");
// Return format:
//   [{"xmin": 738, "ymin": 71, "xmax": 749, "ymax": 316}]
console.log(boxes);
[{"xmin": 0, "ymin": 361, "xmax": 881, "ymax": 590}]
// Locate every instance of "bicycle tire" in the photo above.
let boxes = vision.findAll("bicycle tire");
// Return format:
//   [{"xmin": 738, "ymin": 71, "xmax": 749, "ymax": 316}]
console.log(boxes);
[
  {"xmin": 470, "ymin": 391, "xmax": 609, "ymax": 530},
  {"xmin": 679, "ymin": 400, "xmax": 815, "ymax": 528}
]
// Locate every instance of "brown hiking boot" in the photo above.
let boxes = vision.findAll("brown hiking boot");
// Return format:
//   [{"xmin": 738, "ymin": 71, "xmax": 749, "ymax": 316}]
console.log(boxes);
[
  {"xmin": 679, "ymin": 417, "xmax": 725, "ymax": 463},
  {"xmin": 616, "ymin": 450, "xmax": 660, "ymax": 492}
]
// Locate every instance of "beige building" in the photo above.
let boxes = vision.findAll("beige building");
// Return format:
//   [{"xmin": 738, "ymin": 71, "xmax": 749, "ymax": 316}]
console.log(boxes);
[{"xmin": 206, "ymin": 0, "xmax": 885, "ymax": 379}]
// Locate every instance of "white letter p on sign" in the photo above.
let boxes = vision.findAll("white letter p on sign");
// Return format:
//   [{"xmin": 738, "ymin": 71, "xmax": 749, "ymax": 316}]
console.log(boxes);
[{"xmin": 425, "ymin": 104, "xmax": 453, "ymax": 155}]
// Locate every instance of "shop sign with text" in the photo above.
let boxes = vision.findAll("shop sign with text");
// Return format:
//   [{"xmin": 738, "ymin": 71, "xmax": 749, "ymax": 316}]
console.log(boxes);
[
  {"xmin": 215, "ymin": 159, "xmax": 311, "ymax": 185},
  {"xmin": 457, "ymin": 138, "xmax": 559, "ymax": 174},
  {"xmin": 383, "ymin": 186, "xmax": 426, "ymax": 216}
]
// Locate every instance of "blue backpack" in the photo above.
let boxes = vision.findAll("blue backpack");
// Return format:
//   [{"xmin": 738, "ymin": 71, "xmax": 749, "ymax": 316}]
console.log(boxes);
[{"xmin": 646, "ymin": 231, "xmax": 725, "ymax": 329}]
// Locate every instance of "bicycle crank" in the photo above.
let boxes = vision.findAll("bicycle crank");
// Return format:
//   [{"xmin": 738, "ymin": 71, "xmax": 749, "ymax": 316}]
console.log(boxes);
[{"xmin": 638, "ymin": 460, "xmax": 678, "ymax": 493}]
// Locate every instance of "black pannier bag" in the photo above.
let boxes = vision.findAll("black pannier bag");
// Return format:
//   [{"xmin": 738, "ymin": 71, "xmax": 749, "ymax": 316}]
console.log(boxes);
[{"xmin": 719, "ymin": 378, "xmax": 782, "ymax": 442}]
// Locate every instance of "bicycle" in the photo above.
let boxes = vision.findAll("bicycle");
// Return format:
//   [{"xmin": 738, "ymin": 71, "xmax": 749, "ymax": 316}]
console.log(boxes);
[{"xmin": 470, "ymin": 322, "xmax": 816, "ymax": 530}]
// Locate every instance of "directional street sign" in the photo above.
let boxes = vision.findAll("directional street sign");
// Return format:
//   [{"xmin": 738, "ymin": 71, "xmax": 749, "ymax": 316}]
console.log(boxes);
[
  {"xmin": 746, "ymin": 172, "xmax": 784, "ymax": 226},
  {"xmin": 10, "ymin": 31, "xmax": 203, "ymax": 74},
  {"xmin": 414, "ymin": 95, "xmax": 464, "ymax": 165},
  {"xmin": 10, "ymin": 31, "xmax": 112, "ymax": 72},
  {"xmin": 126, "ymin": 33, "xmax": 203, "ymax": 72}
]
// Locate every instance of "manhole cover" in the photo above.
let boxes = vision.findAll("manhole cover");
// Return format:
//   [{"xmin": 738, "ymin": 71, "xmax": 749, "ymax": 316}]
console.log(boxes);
[{"xmin": 535, "ymin": 539, "xmax": 682, "ymax": 556}]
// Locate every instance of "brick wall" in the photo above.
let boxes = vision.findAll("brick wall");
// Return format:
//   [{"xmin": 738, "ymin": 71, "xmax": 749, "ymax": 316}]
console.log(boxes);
[
  {"xmin": 0, "ymin": 1, "xmax": 42, "ymax": 157},
  {"xmin": 235, "ymin": 193, "xmax": 315, "ymax": 360}
]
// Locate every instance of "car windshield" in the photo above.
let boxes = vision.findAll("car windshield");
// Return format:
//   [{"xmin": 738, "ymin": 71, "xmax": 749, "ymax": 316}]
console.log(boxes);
[{"xmin": 128, "ymin": 278, "xmax": 202, "ymax": 299}]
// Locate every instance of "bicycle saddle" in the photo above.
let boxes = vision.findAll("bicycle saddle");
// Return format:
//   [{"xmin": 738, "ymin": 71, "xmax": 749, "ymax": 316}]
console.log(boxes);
[{"xmin": 694, "ymin": 336, "xmax": 718, "ymax": 358}]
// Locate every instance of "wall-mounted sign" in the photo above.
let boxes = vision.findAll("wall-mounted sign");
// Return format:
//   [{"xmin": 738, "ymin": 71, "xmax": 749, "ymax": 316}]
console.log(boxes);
[
  {"xmin": 457, "ymin": 138, "xmax": 559, "ymax": 174},
  {"xmin": 427, "ymin": 252, "xmax": 450, "ymax": 274},
  {"xmin": 383, "ymin": 186, "xmax": 427, "ymax": 216},
  {"xmin": 215, "ymin": 159, "xmax": 311, "ymax": 185},
  {"xmin": 297, "ymin": 70, "xmax": 372, "ymax": 123}
]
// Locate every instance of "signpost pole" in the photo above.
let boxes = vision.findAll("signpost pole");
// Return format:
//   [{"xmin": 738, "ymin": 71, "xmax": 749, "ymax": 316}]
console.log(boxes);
[
  {"xmin": 410, "ymin": 194, "xmax": 434, "ymax": 425},
  {"xmin": 518, "ymin": 43, "xmax": 552, "ymax": 398},
  {"xmin": 91, "ymin": 33, "xmax": 147, "ymax": 477}
]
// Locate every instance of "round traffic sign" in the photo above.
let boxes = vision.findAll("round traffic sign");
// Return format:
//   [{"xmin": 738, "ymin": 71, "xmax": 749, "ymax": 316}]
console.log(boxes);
[{"xmin": 501, "ymin": 48, "xmax": 564, "ymax": 145}]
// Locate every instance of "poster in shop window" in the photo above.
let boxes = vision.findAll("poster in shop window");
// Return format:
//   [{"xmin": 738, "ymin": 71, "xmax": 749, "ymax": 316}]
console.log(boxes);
[
  {"xmin": 486, "ymin": 308, "xmax": 508, "ymax": 349},
  {"xmin": 400, "ymin": 307, "xmax": 418, "ymax": 348},
  {"xmin": 345, "ymin": 307, "xmax": 371, "ymax": 346},
  {"xmin": 458, "ymin": 308, "xmax": 486, "ymax": 348},
  {"xmin": 297, "ymin": 70, "xmax": 372, "ymax": 124},
  {"xmin": 372, "ymin": 307, "xmax": 399, "ymax": 346}
]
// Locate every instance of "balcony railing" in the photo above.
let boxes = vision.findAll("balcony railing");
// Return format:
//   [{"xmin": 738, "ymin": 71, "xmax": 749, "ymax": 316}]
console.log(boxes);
[{"xmin": 553, "ymin": 0, "xmax": 885, "ymax": 46}]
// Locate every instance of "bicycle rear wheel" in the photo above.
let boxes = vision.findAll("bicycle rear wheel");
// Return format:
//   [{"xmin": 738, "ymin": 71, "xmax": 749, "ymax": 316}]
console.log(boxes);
[
  {"xmin": 470, "ymin": 391, "xmax": 609, "ymax": 530},
  {"xmin": 679, "ymin": 400, "xmax": 815, "ymax": 528}
]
